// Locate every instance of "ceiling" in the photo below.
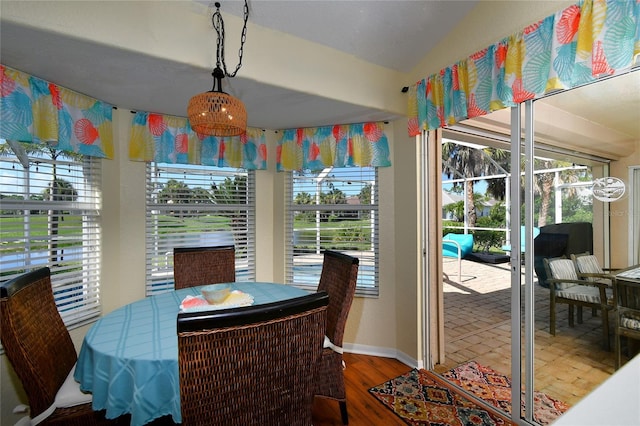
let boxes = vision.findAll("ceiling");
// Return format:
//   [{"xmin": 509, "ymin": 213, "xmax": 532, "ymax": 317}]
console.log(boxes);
[
  {"xmin": 0, "ymin": 0, "xmax": 478, "ymax": 130},
  {"xmin": 1, "ymin": 0, "xmax": 638, "ymax": 157}
]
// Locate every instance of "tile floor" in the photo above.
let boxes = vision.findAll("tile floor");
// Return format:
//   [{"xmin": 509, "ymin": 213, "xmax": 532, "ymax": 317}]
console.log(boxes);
[{"xmin": 434, "ymin": 257, "xmax": 635, "ymax": 408}]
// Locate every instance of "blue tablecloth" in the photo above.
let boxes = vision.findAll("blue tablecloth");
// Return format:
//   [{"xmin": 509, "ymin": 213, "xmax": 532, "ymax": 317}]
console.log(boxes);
[{"xmin": 75, "ymin": 282, "xmax": 309, "ymax": 426}]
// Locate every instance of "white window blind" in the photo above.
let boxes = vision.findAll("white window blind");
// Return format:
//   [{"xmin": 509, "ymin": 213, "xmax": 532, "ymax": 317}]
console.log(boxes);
[
  {"xmin": 0, "ymin": 140, "xmax": 102, "ymax": 328},
  {"xmin": 285, "ymin": 167, "xmax": 379, "ymax": 296},
  {"xmin": 145, "ymin": 163, "xmax": 255, "ymax": 295}
]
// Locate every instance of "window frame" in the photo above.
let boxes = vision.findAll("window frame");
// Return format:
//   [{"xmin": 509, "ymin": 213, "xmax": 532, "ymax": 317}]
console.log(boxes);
[
  {"xmin": 144, "ymin": 162, "xmax": 256, "ymax": 295},
  {"xmin": 0, "ymin": 140, "xmax": 102, "ymax": 328},
  {"xmin": 285, "ymin": 166, "xmax": 379, "ymax": 297}
]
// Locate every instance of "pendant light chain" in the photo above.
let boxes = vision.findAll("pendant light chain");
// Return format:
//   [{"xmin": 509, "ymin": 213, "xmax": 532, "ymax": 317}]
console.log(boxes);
[
  {"xmin": 213, "ymin": 0, "xmax": 249, "ymax": 78},
  {"xmin": 187, "ymin": 0, "xmax": 249, "ymax": 136}
]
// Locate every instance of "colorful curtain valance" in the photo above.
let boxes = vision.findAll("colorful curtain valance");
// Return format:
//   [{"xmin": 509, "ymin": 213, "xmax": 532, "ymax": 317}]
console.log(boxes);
[
  {"xmin": 0, "ymin": 65, "xmax": 114, "ymax": 158},
  {"xmin": 128, "ymin": 111, "xmax": 267, "ymax": 169},
  {"xmin": 408, "ymin": 0, "xmax": 640, "ymax": 136},
  {"xmin": 276, "ymin": 121, "xmax": 391, "ymax": 171}
]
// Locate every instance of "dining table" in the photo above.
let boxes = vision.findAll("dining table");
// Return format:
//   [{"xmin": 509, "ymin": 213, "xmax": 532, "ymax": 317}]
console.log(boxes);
[{"xmin": 74, "ymin": 282, "xmax": 310, "ymax": 426}]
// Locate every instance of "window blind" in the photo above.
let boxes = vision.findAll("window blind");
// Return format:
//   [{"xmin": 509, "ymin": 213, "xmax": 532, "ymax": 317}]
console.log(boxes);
[
  {"xmin": 145, "ymin": 163, "xmax": 256, "ymax": 295},
  {"xmin": 0, "ymin": 140, "xmax": 102, "ymax": 328},
  {"xmin": 285, "ymin": 167, "xmax": 379, "ymax": 296}
]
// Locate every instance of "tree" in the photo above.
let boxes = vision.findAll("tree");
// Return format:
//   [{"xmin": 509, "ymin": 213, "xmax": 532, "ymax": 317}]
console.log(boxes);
[
  {"xmin": 211, "ymin": 175, "xmax": 248, "ymax": 228},
  {"xmin": 294, "ymin": 191, "xmax": 314, "ymax": 205},
  {"xmin": 43, "ymin": 178, "xmax": 78, "ymax": 203},
  {"xmin": 0, "ymin": 141, "xmax": 83, "ymax": 265},
  {"xmin": 442, "ymin": 143, "xmax": 492, "ymax": 229},
  {"xmin": 211, "ymin": 176, "xmax": 247, "ymax": 204},
  {"xmin": 320, "ymin": 187, "xmax": 347, "ymax": 205},
  {"xmin": 158, "ymin": 179, "xmax": 192, "ymax": 205},
  {"xmin": 532, "ymin": 160, "xmax": 587, "ymax": 226},
  {"xmin": 484, "ymin": 148, "xmax": 510, "ymax": 201},
  {"xmin": 359, "ymin": 184, "xmax": 372, "ymax": 205}
]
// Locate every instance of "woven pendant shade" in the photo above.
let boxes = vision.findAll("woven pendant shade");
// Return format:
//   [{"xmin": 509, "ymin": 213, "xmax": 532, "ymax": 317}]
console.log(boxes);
[{"xmin": 187, "ymin": 91, "xmax": 247, "ymax": 137}]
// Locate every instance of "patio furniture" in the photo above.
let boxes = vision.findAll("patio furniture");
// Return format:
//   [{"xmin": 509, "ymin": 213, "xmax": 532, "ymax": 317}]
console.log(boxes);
[
  {"xmin": 501, "ymin": 225, "xmax": 540, "ymax": 253},
  {"xmin": 177, "ymin": 291, "xmax": 329, "ymax": 426},
  {"xmin": 0, "ymin": 267, "xmax": 123, "ymax": 425},
  {"xmin": 442, "ymin": 233, "xmax": 473, "ymax": 258},
  {"xmin": 614, "ymin": 267, "xmax": 640, "ymax": 369},
  {"xmin": 75, "ymin": 282, "xmax": 309, "ymax": 426},
  {"xmin": 533, "ymin": 232, "xmax": 569, "ymax": 288},
  {"xmin": 442, "ymin": 233, "xmax": 473, "ymax": 282},
  {"xmin": 571, "ymin": 252, "xmax": 618, "ymax": 286},
  {"xmin": 314, "ymin": 250, "xmax": 359, "ymax": 425},
  {"xmin": 544, "ymin": 257, "xmax": 614, "ymax": 350},
  {"xmin": 535, "ymin": 222, "xmax": 593, "ymax": 288},
  {"xmin": 173, "ymin": 245, "xmax": 235, "ymax": 289}
]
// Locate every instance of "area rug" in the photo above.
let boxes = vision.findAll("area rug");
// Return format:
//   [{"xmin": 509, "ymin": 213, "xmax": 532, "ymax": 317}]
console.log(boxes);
[
  {"xmin": 369, "ymin": 362, "xmax": 570, "ymax": 426},
  {"xmin": 368, "ymin": 368, "xmax": 513, "ymax": 425},
  {"xmin": 441, "ymin": 361, "xmax": 570, "ymax": 425}
]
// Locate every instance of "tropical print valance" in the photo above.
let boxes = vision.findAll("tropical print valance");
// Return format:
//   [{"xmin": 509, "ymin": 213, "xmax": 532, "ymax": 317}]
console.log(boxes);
[
  {"xmin": 128, "ymin": 111, "xmax": 267, "ymax": 170},
  {"xmin": 0, "ymin": 65, "xmax": 114, "ymax": 158},
  {"xmin": 408, "ymin": 0, "xmax": 640, "ymax": 136},
  {"xmin": 276, "ymin": 121, "xmax": 391, "ymax": 171}
]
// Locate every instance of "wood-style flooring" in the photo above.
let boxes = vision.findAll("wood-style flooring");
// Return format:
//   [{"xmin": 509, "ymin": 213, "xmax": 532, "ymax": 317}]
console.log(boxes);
[{"xmin": 312, "ymin": 353, "xmax": 411, "ymax": 426}]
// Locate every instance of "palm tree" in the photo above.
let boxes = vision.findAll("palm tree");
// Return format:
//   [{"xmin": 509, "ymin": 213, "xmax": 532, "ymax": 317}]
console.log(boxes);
[
  {"xmin": 1, "ymin": 141, "xmax": 82, "ymax": 265},
  {"xmin": 442, "ymin": 143, "xmax": 507, "ymax": 229},
  {"xmin": 533, "ymin": 160, "xmax": 588, "ymax": 226},
  {"xmin": 483, "ymin": 148, "xmax": 510, "ymax": 202}
]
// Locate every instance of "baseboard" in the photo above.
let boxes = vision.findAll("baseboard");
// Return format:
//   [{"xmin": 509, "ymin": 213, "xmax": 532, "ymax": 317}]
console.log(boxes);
[{"xmin": 343, "ymin": 343, "xmax": 422, "ymax": 369}]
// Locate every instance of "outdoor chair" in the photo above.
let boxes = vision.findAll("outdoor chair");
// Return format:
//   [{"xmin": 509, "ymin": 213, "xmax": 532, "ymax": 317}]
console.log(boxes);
[
  {"xmin": 177, "ymin": 292, "xmax": 329, "ymax": 426},
  {"xmin": 571, "ymin": 252, "xmax": 618, "ymax": 286},
  {"xmin": 314, "ymin": 250, "xmax": 359, "ymax": 425},
  {"xmin": 544, "ymin": 257, "xmax": 614, "ymax": 351},
  {"xmin": 0, "ymin": 267, "xmax": 126, "ymax": 425},
  {"xmin": 173, "ymin": 245, "xmax": 235, "ymax": 290},
  {"xmin": 614, "ymin": 276, "xmax": 640, "ymax": 369}
]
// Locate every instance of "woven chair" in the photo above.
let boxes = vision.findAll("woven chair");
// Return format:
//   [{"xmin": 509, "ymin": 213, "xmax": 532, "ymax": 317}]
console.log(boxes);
[
  {"xmin": 544, "ymin": 257, "xmax": 614, "ymax": 351},
  {"xmin": 0, "ymin": 267, "xmax": 126, "ymax": 425},
  {"xmin": 177, "ymin": 291, "xmax": 329, "ymax": 426},
  {"xmin": 614, "ymin": 277, "xmax": 640, "ymax": 369},
  {"xmin": 314, "ymin": 250, "xmax": 359, "ymax": 425},
  {"xmin": 173, "ymin": 245, "xmax": 235, "ymax": 290}
]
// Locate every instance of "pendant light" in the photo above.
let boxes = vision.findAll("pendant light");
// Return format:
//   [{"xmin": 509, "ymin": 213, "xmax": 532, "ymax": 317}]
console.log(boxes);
[{"xmin": 188, "ymin": 1, "xmax": 249, "ymax": 137}]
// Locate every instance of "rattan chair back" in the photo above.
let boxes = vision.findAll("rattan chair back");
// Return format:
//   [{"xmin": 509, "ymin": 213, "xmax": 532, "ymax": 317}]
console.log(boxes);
[
  {"xmin": 1, "ymin": 267, "xmax": 76, "ymax": 418},
  {"xmin": 177, "ymin": 292, "xmax": 329, "ymax": 426},
  {"xmin": 173, "ymin": 245, "xmax": 236, "ymax": 290},
  {"xmin": 0, "ymin": 268, "xmax": 122, "ymax": 425},
  {"xmin": 317, "ymin": 250, "xmax": 359, "ymax": 347},
  {"xmin": 314, "ymin": 250, "xmax": 359, "ymax": 425}
]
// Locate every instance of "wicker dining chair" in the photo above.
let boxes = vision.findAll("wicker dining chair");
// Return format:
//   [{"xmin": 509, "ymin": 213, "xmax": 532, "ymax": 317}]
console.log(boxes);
[
  {"xmin": 0, "ymin": 267, "xmax": 126, "ymax": 425},
  {"xmin": 177, "ymin": 291, "xmax": 329, "ymax": 426},
  {"xmin": 314, "ymin": 250, "xmax": 359, "ymax": 425},
  {"xmin": 173, "ymin": 245, "xmax": 235, "ymax": 290}
]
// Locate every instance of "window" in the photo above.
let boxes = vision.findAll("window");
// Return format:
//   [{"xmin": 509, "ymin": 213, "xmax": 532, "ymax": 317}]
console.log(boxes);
[
  {"xmin": 145, "ymin": 163, "xmax": 255, "ymax": 295},
  {"xmin": 0, "ymin": 140, "xmax": 102, "ymax": 328},
  {"xmin": 286, "ymin": 167, "xmax": 379, "ymax": 296}
]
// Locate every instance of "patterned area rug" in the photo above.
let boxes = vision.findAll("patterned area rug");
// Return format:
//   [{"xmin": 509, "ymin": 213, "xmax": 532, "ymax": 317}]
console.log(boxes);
[
  {"xmin": 441, "ymin": 361, "xmax": 570, "ymax": 425},
  {"xmin": 369, "ymin": 368, "xmax": 512, "ymax": 425},
  {"xmin": 369, "ymin": 361, "xmax": 570, "ymax": 426}
]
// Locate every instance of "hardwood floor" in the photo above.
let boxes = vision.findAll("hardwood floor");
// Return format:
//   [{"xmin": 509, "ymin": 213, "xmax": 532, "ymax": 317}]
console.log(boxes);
[{"xmin": 312, "ymin": 353, "xmax": 412, "ymax": 426}]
